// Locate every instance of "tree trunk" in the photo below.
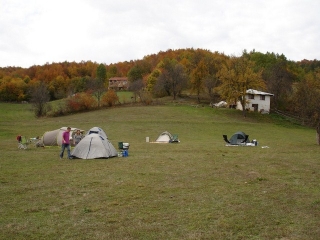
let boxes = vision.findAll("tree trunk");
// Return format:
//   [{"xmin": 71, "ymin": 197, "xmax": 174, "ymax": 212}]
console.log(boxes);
[
  {"xmin": 242, "ymin": 108, "xmax": 247, "ymax": 118},
  {"xmin": 241, "ymin": 100, "xmax": 247, "ymax": 118},
  {"xmin": 317, "ymin": 122, "xmax": 320, "ymax": 145}
]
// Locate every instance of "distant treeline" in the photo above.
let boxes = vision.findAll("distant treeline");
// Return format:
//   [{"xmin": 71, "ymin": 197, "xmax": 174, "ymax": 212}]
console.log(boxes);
[{"xmin": 1, "ymin": 48, "xmax": 320, "ymax": 126}]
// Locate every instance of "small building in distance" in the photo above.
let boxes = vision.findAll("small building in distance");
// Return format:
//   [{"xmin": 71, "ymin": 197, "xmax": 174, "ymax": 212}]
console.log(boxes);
[
  {"xmin": 236, "ymin": 89, "xmax": 274, "ymax": 114},
  {"xmin": 108, "ymin": 77, "xmax": 129, "ymax": 91}
]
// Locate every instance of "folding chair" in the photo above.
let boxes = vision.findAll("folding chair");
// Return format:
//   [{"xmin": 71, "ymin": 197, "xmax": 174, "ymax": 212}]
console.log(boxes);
[
  {"xmin": 223, "ymin": 135, "xmax": 231, "ymax": 144},
  {"xmin": 18, "ymin": 136, "xmax": 29, "ymax": 150}
]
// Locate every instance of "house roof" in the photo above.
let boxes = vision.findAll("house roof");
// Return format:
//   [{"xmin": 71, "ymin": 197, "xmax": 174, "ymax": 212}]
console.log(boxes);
[{"xmin": 246, "ymin": 89, "xmax": 274, "ymax": 96}]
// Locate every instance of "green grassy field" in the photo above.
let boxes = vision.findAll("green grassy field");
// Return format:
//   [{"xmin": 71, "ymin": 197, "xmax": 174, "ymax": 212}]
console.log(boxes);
[{"xmin": 1, "ymin": 102, "xmax": 319, "ymax": 239}]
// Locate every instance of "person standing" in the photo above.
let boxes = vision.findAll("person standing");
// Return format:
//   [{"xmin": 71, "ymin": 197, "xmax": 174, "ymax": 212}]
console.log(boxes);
[
  {"xmin": 73, "ymin": 129, "xmax": 83, "ymax": 145},
  {"xmin": 60, "ymin": 127, "xmax": 72, "ymax": 159}
]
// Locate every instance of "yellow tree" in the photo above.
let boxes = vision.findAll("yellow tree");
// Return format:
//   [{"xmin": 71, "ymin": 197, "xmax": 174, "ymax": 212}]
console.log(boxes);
[
  {"xmin": 0, "ymin": 77, "xmax": 27, "ymax": 101},
  {"xmin": 48, "ymin": 75, "xmax": 68, "ymax": 99},
  {"xmin": 190, "ymin": 60, "xmax": 209, "ymax": 103},
  {"xmin": 217, "ymin": 55, "xmax": 265, "ymax": 117},
  {"xmin": 146, "ymin": 68, "xmax": 161, "ymax": 92}
]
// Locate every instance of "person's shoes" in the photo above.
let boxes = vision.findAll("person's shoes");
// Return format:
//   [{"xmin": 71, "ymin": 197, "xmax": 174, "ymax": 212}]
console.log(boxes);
[{"xmin": 68, "ymin": 157, "xmax": 73, "ymax": 159}]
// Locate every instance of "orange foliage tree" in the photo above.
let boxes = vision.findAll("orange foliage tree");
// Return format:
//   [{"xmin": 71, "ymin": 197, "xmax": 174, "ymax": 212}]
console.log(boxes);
[
  {"xmin": 66, "ymin": 92, "xmax": 96, "ymax": 112},
  {"xmin": 101, "ymin": 89, "xmax": 119, "ymax": 107}
]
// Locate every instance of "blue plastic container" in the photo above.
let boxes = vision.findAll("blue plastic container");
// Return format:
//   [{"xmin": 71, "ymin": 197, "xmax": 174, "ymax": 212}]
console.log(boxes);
[{"xmin": 123, "ymin": 149, "xmax": 129, "ymax": 157}]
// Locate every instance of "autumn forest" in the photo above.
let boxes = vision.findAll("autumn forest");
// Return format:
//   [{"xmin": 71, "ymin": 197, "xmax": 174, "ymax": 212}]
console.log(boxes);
[{"xmin": 1, "ymin": 48, "xmax": 320, "ymax": 127}]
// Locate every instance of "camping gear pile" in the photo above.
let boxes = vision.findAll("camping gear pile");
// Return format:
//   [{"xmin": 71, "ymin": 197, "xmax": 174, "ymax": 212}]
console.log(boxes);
[
  {"xmin": 17, "ymin": 135, "xmax": 42, "ymax": 149},
  {"xmin": 118, "ymin": 142, "xmax": 130, "ymax": 157}
]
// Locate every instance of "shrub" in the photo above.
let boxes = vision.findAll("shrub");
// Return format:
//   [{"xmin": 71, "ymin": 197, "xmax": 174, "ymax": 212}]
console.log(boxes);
[
  {"xmin": 140, "ymin": 91, "xmax": 153, "ymax": 105},
  {"xmin": 101, "ymin": 89, "xmax": 119, "ymax": 107},
  {"xmin": 66, "ymin": 92, "xmax": 96, "ymax": 112}
]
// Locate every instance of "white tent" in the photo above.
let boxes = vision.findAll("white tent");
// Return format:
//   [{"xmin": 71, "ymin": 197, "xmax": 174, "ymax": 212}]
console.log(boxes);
[
  {"xmin": 71, "ymin": 133, "xmax": 118, "ymax": 159},
  {"xmin": 155, "ymin": 131, "xmax": 179, "ymax": 143},
  {"xmin": 40, "ymin": 127, "xmax": 84, "ymax": 146}
]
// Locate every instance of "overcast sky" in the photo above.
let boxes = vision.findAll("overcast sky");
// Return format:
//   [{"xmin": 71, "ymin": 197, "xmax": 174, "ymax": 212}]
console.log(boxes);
[{"xmin": 1, "ymin": 0, "xmax": 319, "ymax": 68}]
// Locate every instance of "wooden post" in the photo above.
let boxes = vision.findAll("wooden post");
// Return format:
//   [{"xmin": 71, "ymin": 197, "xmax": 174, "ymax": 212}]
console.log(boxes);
[{"xmin": 317, "ymin": 122, "xmax": 320, "ymax": 145}]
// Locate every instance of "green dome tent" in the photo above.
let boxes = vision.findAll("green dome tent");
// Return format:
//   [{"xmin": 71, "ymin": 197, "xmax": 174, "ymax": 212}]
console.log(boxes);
[{"xmin": 224, "ymin": 131, "xmax": 250, "ymax": 145}]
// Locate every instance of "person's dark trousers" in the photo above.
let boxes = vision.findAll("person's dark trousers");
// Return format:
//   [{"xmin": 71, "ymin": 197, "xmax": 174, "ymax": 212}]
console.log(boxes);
[{"xmin": 60, "ymin": 143, "xmax": 71, "ymax": 159}]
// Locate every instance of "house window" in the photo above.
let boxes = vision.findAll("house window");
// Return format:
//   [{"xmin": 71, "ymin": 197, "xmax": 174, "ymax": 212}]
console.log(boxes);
[
  {"xmin": 260, "ymin": 95, "xmax": 265, "ymax": 100},
  {"xmin": 248, "ymin": 94, "xmax": 254, "ymax": 99}
]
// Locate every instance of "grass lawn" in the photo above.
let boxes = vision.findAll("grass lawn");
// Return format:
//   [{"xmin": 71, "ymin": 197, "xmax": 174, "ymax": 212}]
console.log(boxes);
[{"xmin": 0, "ymin": 101, "xmax": 319, "ymax": 239}]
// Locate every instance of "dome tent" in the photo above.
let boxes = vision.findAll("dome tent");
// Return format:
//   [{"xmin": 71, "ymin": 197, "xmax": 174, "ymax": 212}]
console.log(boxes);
[
  {"xmin": 86, "ymin": 127, "xmax": 108, "ymax": 139},
  {"xmin": 223, "ymin": 131, "xmax": 252, "ymax": 146},
  {"xmin": 229, "ymin": 131, "xmax": 250, "ymax": 145},
  {"xmin": 155, "ymin": 131, "xmax": 179, "ymax": 143},
  {"xmin": 71, "ymin": 133, "xmax": 117, "ymax": 159}
]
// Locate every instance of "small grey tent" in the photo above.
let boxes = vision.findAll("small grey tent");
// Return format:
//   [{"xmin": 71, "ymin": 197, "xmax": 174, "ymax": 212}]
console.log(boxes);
[
  {"xmin": 155, "ymin": 131, "xmax": 179, "ymax": 143},
  {"xmin": 223, "ymin": 131, "xmax": 250, "ymax": 145},
  {"xmin": 71, "ymin": 133, "xmax": 117, "ymax": 159}
]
